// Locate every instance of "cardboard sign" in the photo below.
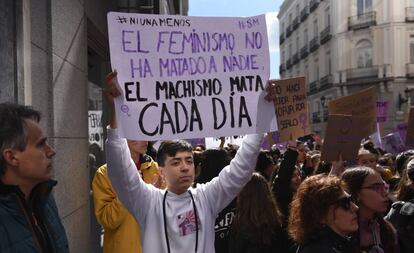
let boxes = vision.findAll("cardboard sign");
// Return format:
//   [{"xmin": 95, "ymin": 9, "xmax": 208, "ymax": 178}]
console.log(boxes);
[
  {"xmin": 376, "ymin": 101, "xmax": 389, "ymax": 123},
  {"xmin": 328, "ymin": 87, "xmax": 377, "ymax": 137},
  {"xmin": 321, "ymin": 114, "xmax": 363, "ymax": 162},
  {"xmin": 269, "ymin": 77, "xmax": 310, "ymax": 142},
  {"xmin": 406, "ymin": 108, "xmax": 414, "ymax": 147},
  {"xmin": 107, "ymin": 12, "xmax": 277, "ymax": 140}
]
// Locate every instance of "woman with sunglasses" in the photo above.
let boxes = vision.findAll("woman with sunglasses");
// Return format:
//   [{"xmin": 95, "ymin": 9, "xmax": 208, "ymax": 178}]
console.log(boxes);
[
  {"xmin": 342, "ymin": 167, "xmax": 398, "ymax": 253},
  {"xmin": 289, "ymin": 175, "xmax": 359, "ymax": 253}
]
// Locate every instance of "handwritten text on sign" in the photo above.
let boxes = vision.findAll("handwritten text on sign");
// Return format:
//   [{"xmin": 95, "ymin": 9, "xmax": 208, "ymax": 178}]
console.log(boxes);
[
  {"xmin": 269, "ymin": 77, "xmax": 310, "ymax": 142},
  {"xmin": 107, "ymin": 13, "xmax": 277, "ymax": 140}
]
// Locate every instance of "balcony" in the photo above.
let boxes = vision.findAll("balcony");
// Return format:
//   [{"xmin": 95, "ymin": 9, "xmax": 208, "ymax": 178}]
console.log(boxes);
[
  {"xmin": 320, "ymin": 26, "xmax": 332, "ymax": 44},
  {"xmin": 293, "ymin": 53, "xmax": 300, "ymax": 65},
  {"xmin": 286, "ymin": 59, "xmax": 292, "ymax": 70},
  {"xmin": 312, "ymin": 112, "xmax": 321, "ymax": 123},
  {"xmin": 300, "ymin": 44, "xmax": 309, "ymax": 59},
  {"xmin": 280, "ymin": 32, "xmax": 285, "ymax": 44},
  {"xmin": 319, "ymin": 74, "xmax": 333, "ymax": 91},
  {"xmin": 301, "ymin": 6, "xmax": 309, "ymax": 22},
  {"xmin": 309, "ymin": 36, "xmax": 320, "ymax": 52},
  {"xmin": 293, "ymin": 17, "xmax": 300, "ymax": 31},
  {"xmin": 348, "ymin": 12, "xmax": 376, "ymax": 30},
  {"xmin": 406, "ymin": 7, "xmax": 414, "ymax": 22},
  {"xmin": 346, "ymin": 66, "xmax": 379, "ymax": 80},
  {"xmin": 310, "ymin": 0, "xmax": 320, "ymax": 13},
  {"xmin": 406, "ymin": 63, "xmax": 414, "ymax": 78},
  {"xmin": 286, "ymin": 24, "xmax": 292, "ymax": 37},
  {"xmin": 280, "ymin": 63, "xmax": 286, "ymax": 74},
  {"xmin": 308, "ymin": 80, "xmax": 319, "ymax": 95}
]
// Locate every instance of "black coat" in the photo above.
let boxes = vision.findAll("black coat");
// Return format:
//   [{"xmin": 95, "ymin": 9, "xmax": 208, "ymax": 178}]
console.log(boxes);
[
  {"xmin": 0, "ymin": 180, "xmax": 69, "ymax": 253},
  {"xmin": 298, "ymin": 228, "xmax": 357, "ymax": 253},
  {"xmin": 386, "ymin": 199, "xmax": 414, "ymax": 253}
]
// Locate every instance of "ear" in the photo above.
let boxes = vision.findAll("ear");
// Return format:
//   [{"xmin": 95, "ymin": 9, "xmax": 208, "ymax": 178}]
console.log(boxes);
[
  {"xmin": 2, "ymin": 148, "xmax": 19, "ymax": 168},
  {"xmin": 159, "ymin": 166, "xmax": 166, "ymax": 178}
]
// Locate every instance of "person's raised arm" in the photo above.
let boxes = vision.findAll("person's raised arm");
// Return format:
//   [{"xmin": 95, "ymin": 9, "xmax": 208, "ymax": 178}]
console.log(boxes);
[{"xmin": 104, "ymin": 71, "xmax": 155, "ymax": 223}]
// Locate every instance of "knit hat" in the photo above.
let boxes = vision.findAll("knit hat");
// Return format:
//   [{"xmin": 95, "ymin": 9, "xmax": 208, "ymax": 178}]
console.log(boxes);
[{"xmin": 407, "ymin": 158, "xmax": 414, "ymax": 181}]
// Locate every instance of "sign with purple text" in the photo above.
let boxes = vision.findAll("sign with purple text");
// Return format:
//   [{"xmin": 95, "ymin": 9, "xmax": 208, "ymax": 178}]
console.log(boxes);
[
  {"xmin": 107, "ymin": 12, "xmax": 276, "ymax": 140},
  {"xmin": 376, "ymin": 101, "xmax": 389, "ymax": 123}
]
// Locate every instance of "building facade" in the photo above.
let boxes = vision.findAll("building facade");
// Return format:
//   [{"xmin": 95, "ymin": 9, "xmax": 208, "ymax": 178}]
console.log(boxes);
[
  {"xmin": 278, "ymin": 0, "xmax": 414, "ymax": 135},
  {"xmin": 0, "ymin": 0, "xmax": 188, "ymax": 252}
]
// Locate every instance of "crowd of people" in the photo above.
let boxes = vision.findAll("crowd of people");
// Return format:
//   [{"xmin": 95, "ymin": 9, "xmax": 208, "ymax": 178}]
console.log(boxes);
[{"xmin": 1, "ymin": 72, "xmax": 414, "ymax": 253}]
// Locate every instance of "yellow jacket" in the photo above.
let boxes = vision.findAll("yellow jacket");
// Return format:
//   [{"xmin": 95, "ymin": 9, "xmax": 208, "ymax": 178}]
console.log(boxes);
[{"xmin": 92, "ymin": 154, "xmax": 164, "ymax": 253}]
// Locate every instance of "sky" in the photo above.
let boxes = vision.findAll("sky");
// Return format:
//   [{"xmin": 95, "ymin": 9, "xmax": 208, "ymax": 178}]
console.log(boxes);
[{"xmin": 188, "ymin": 0, "xmax": 284, "ymax": 79}]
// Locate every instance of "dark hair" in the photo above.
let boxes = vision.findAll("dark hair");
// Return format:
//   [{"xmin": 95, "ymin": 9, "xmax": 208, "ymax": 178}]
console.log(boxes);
[
  {"xmin": 289, "ymin": 175, "xmax": 346, "ymax": 244},
  {"xmin": 341, "ymin": 167, "xmax": 373, "ymax": 198},
  {"xmin": 196, "ymin": 149, "xmax": 230, "ymax": 184},
  {"xmin": 0, "ymin": 103, "xmax": 41, "ymax": 175},
  {"xmin": 396, "ymin": 150, "xmax": 414, "ymax": 175},
  {"xmin": 397, "ymin": 156, "xmax": 414, "ymax": 201},
  {"xmin": 342, "ymin": 166, "xmax": 397, "ymax": 253},
  {"xmin": 232, "ymin": 173, "xmax": 283, "ymax": 245},
  {"xmin": 156, "ymin": 140, "xmax": 193, "ymax": 166},
  {"xmin": 255, "ymin": 151, "xmax": 274, "ymax": 181}
]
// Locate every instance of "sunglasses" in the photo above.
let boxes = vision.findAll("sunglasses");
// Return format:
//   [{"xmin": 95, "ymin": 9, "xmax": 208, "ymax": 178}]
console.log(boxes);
[
  {"xmin": 336, "ymin": 196, "xmax": 355, "ymax": 210},
  {"xmin": 361, "ymin": 182, "xmax": 389, "ymax": 193}
]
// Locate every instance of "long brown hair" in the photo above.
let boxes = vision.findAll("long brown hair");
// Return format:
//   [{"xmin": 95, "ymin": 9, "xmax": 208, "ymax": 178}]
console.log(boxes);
[
  {"xmin": 397, "ymin": 156, "xmax": 414, "ymax": 201},
  {"xmin": 232, "ymin": 173, "xmax": 283, "ymax": 244},
  {"xmin": 342, "ymin": 167, "xmax": 397, "ymax": 253},
  {"xmin": 288, "ymin": 174, "xmax": 345, "ymax": 244}
]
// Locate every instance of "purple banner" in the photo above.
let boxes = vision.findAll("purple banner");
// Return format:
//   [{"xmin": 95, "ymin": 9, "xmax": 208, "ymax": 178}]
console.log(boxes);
[
  {"xmin": 376, "ymin": 101, "xmax": 389, "ymax": 123},
  {"xmin": 382, "ymin": 132, "xmax": 406, "ymax": 154}
]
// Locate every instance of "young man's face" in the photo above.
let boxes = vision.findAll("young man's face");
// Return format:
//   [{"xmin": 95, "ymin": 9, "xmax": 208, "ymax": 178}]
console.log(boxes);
[
  {"xmin": 161, "ymin": 151, "xmax": 195, "ymax": 194},
  {"xmin": 12, "ymin": 119, "xmax": 56, "ymax": 184}
]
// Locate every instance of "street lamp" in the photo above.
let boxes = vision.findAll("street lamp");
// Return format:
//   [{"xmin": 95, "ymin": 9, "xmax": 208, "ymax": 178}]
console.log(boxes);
[{"xmin": 398, "ymin": 87, "xmax": 414, "ymax": 111}]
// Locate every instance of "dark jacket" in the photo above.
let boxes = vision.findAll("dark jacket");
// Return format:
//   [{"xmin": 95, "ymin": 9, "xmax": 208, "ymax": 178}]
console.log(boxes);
[
  {"xmin": 0, "ymin": 180, "xmax": 69, "ymax": 253},
  {"xmin": 386, "ymin": 199, "xmax": 414, "ymax": 253},
  {"xmin": 298, "ymin": 228, "xmax": 356, "ymax": 253},
  {"xmin": 228, "ymin": 229, "xmax": 288, "ymax": 253}
]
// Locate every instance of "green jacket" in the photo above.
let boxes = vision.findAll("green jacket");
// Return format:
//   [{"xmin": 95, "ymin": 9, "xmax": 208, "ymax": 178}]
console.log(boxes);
[{"xmin": 0, "ymin": 180, "xmax": 69, "ymax": 253}]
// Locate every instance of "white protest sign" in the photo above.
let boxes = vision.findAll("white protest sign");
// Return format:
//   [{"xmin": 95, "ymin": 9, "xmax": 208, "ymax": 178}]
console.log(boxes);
[
  {"xmin": 88, "ymin": 110, "xmax": 104, "ymax": 148},
  {"xmin": 107, "ymin": 12, "xmax": 277, "ymax": 140}
]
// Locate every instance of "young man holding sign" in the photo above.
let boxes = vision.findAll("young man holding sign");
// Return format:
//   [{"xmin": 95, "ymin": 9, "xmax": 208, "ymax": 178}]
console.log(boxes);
[{"xmin": 104, "ymin": 72, "xmax": 269, "ymax": 252}]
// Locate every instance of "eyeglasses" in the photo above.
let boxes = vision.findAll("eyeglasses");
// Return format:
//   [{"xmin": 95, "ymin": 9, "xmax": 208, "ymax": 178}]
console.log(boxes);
[
  {"xmin": 361, "ymin": 182, "xmax": 389, "ymax": 193},
  {"xmin": 336, "ymin": 196, "xmax": 355, "ymax": 210}
]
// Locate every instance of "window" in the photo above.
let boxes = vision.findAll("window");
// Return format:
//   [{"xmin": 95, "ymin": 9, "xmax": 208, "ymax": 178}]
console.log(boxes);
[
  {"xmin": 410, "ymin": 35, "xmax": 414, "ymax": 64},
  {"xmin": 325, "ymin": 7, "xmax": 330, "ymax": 27},
  {"xmin": 304, "ymin": 29, "xmax": 308, "ymax": 45},
  {"xmin": 410, "ymin": 43, "xmax": 414, "ymax": 64},
  {"xmin": 357, "ymin": 0, "xmax": 372, "ymax": 15},
  {"xmin": 296, "ymin": 4, "xmax": 300, "ymax": 16},
  {"xmin": 326, "ymin": 53, "xmax": 332, "ymax": 74},
  {"xmin": 289, "ymin": 44, "xmax": 292, "ymax": 58},
  {"xmin": 282, "ymin": 51, "xmax": 285, "ymax": 63},
  {"xmin": 314, "ymin": 19, "xmax": 318, "ymax": 37},
  {"xmin": 296, "ymin": 37, "xmax": 300, "ymax": 52},
  {"xmin": 356, "ymin": 39, "xmax": 373, "ymax": 68}
]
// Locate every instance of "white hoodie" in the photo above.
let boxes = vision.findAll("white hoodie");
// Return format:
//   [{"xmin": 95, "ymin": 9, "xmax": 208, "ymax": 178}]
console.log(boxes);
[{"xmin": 106, "ymin": 128, "xmax": 263, "ymax": 253}]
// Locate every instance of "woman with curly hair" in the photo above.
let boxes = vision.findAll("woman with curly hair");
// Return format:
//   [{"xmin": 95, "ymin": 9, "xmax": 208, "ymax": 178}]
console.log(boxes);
[
  {"xmin": 289, "ymin": 175, "xmax": 359, "ymax": 253},
  {"xmin": 229, "ymin": 173, "xmax": 287, "ymax": 253},
  {"xmin": 342, "ymin": 167, "xmax": 398, "ymax": 253}
]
